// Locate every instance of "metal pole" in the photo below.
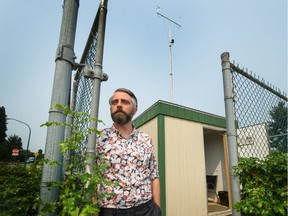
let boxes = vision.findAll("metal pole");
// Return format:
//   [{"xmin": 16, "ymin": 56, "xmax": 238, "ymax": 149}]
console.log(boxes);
[
  {"xmin": 168, "ymin": 19, "xmax": 173, "ymax": 102},
  {"xmin": 85, "ymin": 0, "xmax": 108, "ymax": 176},
  {"xmin": 156, "ymin": 9, "xmax": 181, "ymax": 102},
  {"xmin": 221, "ymin": 52, "xmax": 241, "ymax": 216},
  {"xmin": 7, "ymin": 118, "xmax": 31, "ymax": 163},
  {"xmin": 40, "ymin": 0, "xmax": 79, "ymax": 214}
]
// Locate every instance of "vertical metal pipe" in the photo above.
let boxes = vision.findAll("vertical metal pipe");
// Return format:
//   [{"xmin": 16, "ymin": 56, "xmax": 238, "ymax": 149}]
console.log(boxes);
[
  {"xmin": 221, "ymin": 52, "xmax": 241, "ymax": 216},
  {"xmin": 85, "ymin": 0, "xmax": 108, "ymax": 175},
  {"xmin": 169, "ymin": 43, "xmax": 173, "ymax": 102},
  {"xmin": 168, "ymin": 22, "xmax": 173, "ymax": 102},
  {"xmin": 40, "ymin": 0, "xmax": 79, "ymax": 214}
]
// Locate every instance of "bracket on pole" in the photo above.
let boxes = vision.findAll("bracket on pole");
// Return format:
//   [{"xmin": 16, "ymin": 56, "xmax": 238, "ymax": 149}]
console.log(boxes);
[
  {"xmin": 83, "ymin": 65, "xmax": 108, "ymax": 81},
  {"xmin": 56, "ymin": 45, "xmax": 77, "ymax": 68}
]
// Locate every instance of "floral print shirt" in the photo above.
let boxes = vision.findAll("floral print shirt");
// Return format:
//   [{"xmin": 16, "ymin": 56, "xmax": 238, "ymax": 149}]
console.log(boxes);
[{"xmin": 96, "ymin": 125, "xmax": 159, "ymax": 208}]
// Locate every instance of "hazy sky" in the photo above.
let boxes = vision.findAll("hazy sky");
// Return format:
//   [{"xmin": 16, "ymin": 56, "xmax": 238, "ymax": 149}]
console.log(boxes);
[{"xmin": 1, "ymin": 0, "xmax": 287, "ymax": 152}]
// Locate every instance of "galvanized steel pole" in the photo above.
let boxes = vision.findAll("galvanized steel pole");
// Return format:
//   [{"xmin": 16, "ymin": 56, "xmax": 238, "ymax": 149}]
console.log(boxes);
[
  {"xmin": 85, "ymin": 0, "xmax": 108, "ymax": 176},
  {"xmin": 221, "ymin": 52, "xmax": 241, "ymax": 216},
  {"xmin": 40, "ymin": 0, "xmax": 79, "ymax": 214}
]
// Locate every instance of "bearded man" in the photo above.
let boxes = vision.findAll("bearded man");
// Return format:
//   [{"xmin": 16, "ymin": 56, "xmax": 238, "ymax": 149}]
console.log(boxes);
[{"xmin": 96, "ymin": 88, "xmax": 161, "ymax": 216}]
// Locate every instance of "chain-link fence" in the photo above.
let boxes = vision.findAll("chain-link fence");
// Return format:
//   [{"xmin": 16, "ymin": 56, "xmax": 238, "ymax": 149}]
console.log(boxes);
[
  {"xmin": 40, "ymin": 1, "xmax": 109, "ymax": 207},
  {"xmin": 66, "ymin": 10, "xmax": 100, "ymax": 171},
  {"xmin": 229, "ymin": 58, "xmax": 287, "ymax": 159},
  {"xmin": 230, "ymin": 64, "xmax": 287, "ymax": 159},
  {"xmin": 221, "ymin": 52, "xmax": 287, "ymax": 215}
]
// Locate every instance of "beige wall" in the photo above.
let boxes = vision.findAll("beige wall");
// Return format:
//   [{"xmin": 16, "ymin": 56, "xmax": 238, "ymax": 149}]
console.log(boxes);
[
  {"xmin": 137, "ymin": 116, "xmax": 215, "ymax": 215},
  {"xmin": 165, "ymin": 116, "xmax": 208, "ymax": 216},
  {"xmin": 137, "ymin": 117, "xmax": 159, "ymax": 159}
]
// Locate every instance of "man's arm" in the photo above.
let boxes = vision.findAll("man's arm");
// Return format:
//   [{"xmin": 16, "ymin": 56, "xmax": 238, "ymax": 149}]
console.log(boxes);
[{"xmin": 152, "ymin": 178, "xmax": 161, "ymax": 207}]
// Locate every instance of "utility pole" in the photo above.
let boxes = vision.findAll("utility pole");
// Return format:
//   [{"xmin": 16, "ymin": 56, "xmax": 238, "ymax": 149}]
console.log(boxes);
[{"xmin": 157, "ymin": 7, "xmax": 181, "ymax": 102}]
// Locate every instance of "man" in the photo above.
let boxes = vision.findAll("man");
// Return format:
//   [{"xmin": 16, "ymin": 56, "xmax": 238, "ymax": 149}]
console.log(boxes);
[{"xmin": 96, "ymin": 88, "xmax": 161, "ymax": 216}]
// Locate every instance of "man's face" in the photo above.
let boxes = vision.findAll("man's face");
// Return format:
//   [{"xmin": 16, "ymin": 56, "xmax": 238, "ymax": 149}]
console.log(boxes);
[{"xmin": 110, "ymin": 91, "xmax": 137, "ymax": 125}]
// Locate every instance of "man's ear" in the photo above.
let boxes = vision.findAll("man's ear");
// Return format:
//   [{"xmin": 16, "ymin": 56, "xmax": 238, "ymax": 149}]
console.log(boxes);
[{"xmin": 133, "ymin": 107, "xmax": 138, "ymax": 115}]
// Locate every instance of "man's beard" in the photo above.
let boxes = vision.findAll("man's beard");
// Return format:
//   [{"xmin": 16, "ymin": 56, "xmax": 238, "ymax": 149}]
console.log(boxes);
[{"xmin": 111, "ymin": 110, "xmax": 133, "ymax": 125}]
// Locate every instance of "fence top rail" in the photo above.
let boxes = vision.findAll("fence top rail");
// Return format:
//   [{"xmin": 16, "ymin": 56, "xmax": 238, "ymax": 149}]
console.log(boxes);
[
  {"xmin": 230, "ymin": 63, "xmax": 287, "ymax": 102},
  {"xmin": 74, "ymin": 6, "xmax": 100, "ymax": 81}
]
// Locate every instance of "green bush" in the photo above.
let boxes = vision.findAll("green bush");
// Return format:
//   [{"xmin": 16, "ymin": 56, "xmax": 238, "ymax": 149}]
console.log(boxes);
[
  {"xmin": 38, "ymin": 105, "xmax": 113, "ymax": 215},
  {"xmin": 0, "ymin": 105, "xmax": 113, "ymax": 216},
  {"xmin": 0, "ymin": 162, "xmax": 42, "ymax": 215},
  {"xmin": 234, "ymin": 151, "xmax": 288, "ymax": 216}
]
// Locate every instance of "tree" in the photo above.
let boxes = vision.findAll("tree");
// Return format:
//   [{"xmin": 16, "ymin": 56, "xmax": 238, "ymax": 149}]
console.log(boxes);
[
  {"xmin": 37, "ymin": 149, "xmax": 44, "ymax": 159},
  {"xmin": 6, "ymin": 134, "xmax": 23, "ymax": 149},
  {"xmin": 0, "ymin": 106, "xmax": 7, "ymax": 144},
  {"xmin": 0, "ymin": 142, "xmax": 9, "ymax": 161},
  {"xmin": 269, "ymin": 101, "xmax": 287, "ymax": 153},
  {"xmin": 1, "ymin": 135, "xmax": 25, "ymax": 162}
]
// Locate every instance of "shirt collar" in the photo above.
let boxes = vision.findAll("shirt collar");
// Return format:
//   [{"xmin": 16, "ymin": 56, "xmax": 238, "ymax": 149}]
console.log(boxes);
[{"xmin": 111, "ymin": 124, "xmax": 136, "ymax": 138}]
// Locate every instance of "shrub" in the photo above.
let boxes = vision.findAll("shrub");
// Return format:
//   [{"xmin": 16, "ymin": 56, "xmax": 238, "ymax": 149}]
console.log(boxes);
[
  {"xmin": 0, "ymin": 105, "xmax": 112, "ymax": 216},
  {"xmin": 38, "ymin": 105, "xmax": 113, "ymax": 215},
  {"xmin": 0, "ymin": 162, "xmax": 42, "ymax": 215},
  {"xmin": 234, "ymin": 151, "xmax": 288, "ymax": 216}
]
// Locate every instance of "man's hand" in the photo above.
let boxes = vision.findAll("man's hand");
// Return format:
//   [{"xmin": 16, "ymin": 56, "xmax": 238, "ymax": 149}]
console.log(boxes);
[{"xmin": 152, "ymin": 178, "xmax": 161, "ymax": 207}]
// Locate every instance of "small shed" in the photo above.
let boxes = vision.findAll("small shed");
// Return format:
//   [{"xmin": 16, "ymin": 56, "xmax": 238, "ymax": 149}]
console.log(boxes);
[{"xmin": 133, "ymin": 100, "xmax": 232, "ymax": 216}]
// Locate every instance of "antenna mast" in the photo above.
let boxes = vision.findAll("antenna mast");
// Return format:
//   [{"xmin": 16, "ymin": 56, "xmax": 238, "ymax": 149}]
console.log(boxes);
[{"xmin": 157, "ymin": 6, "xmax": 181, "ymax": 102}]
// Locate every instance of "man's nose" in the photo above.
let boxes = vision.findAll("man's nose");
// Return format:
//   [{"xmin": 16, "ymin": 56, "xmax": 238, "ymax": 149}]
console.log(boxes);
[{"xmin": 116, "ymin": 101, "xmax": 123, "ymax": 107}]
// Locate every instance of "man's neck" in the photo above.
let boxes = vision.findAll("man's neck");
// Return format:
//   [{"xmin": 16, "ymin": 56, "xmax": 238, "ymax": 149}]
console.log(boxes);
[{"xmin": 113, "ymin": 122, "xmax": 134, "ymax": 138}]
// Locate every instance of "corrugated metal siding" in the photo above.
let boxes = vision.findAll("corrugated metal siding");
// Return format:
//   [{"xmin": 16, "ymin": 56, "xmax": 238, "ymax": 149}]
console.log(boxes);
[{"xmin": 165, "ymin": 116, "xmax": 208, "ymax": 216}]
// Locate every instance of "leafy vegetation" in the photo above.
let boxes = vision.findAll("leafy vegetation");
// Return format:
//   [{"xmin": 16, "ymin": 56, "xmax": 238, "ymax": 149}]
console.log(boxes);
[
  {"xmin": 0, "ymin": 105, "xmax": 113, "ymax": 215},
  {"xmin": 269, "ymin": 101, "xmax": 287, "ymax": 153},
  {"xmin": 0, "ymin": 162, "xmax": 42, "ymax": 215},
  {"xmin": 0, "ymin": 106, "xmax": 41, "ymax": 162},
  {"xmin": 38, "ymin": 104, "xmax": 113, "ymax": 215},
  {"xmin": 0, "ymin": 106, "xmax": 7, "ymax": 144},
  {"xmin": 234, "ymin": 151, "xmax": 288, "ymax": 215}
]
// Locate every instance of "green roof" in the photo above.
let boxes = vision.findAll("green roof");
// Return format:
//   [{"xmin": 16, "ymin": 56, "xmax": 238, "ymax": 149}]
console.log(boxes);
[{"xmin": 133, "ymin": 100, "xmax": 226, "ymax": 128}]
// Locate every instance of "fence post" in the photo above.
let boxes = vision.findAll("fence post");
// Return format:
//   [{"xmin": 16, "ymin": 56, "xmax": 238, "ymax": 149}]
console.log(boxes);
[
  {"xmin": 221, "ymin": 52, "xmax": 241, "ymax": 216},
  {"xmin": 85, "ymin": 0, "xmax": 109, "ymax": 175},
  {"xmin": 40, "ymin": 0, "xmax": 79, "ymax": 214}
]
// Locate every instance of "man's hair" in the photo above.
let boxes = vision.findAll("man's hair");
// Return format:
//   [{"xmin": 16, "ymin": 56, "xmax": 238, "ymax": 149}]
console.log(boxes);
[{"xmin": 109, "ymin": 88, "xmax": 138, "ymax": 108}]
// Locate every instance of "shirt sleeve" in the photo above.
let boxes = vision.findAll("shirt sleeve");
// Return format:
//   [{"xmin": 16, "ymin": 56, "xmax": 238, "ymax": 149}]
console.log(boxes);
[{"xmin": 149, "ymin": 137, "xmax": 160, "ymax": 180}]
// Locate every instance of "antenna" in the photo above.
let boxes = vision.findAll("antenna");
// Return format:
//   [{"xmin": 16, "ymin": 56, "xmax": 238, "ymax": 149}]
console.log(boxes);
[{"xmin": 157, "ymin": 6, "xmax": 181, "ymax": 102}]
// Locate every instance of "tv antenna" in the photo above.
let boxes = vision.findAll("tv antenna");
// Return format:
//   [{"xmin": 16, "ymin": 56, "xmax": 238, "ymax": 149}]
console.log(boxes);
[{"xmin": 157, "ymin": 6, "xmax": 181, "ymax": 102}]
